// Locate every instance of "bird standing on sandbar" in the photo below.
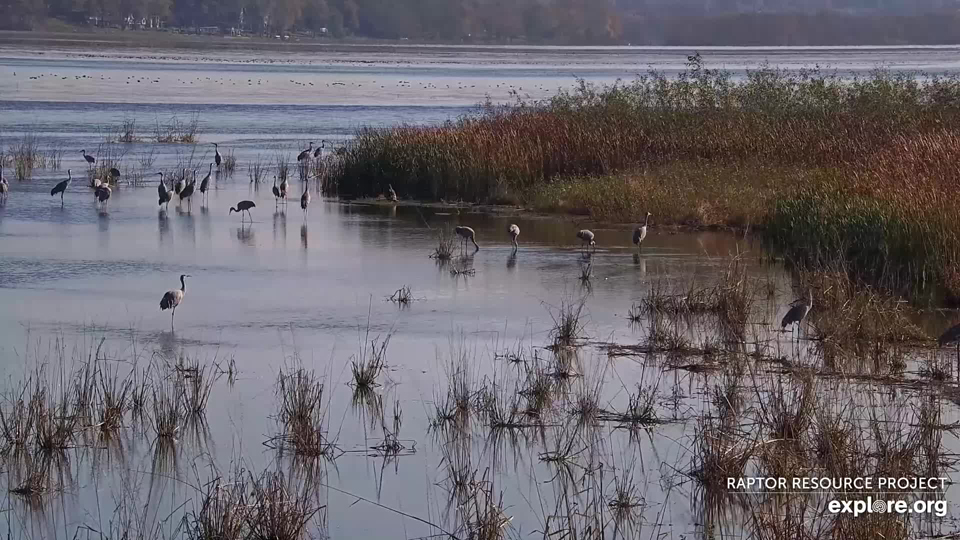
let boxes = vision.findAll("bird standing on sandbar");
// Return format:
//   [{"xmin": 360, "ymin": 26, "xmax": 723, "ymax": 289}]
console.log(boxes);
[
  {"xmin": 230, "ymin": 200, "xmax": 256, "ymax": 222},
  {"xmin": 455, "ymin": 225, "xmax": 479, "ymax": 253},
  {"xmin": 50, "ymin": 170, "xmax": 72, "ymax": 205},
  {"xmin": 633, "ymin": 212, "xmax": 652, "ymax": 252},
  {"xmin": 160, "ymin": 274, "xmax": 190, "ymax": 330}
]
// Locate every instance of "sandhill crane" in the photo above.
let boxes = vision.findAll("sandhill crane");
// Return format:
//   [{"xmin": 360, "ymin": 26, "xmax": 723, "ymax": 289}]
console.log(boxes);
[
  {"xmin": 95, "ymin": 185, "xmax": 111, "ymax": 208},
  {"xmin": 388, "ymin": 184, "xmax": 398, "ymax": 202},
  {"xmin": 300, "ymin": 181, "xmax": 310, "ymax": 218},
  {"xmin": 633, "ymin": 212, "xmax": 652, "ymax": 252},
  {"xmin": 279, "ymin": 176, "xmax": 289, "ymax": 202},
  {"xmin": 508, "ymin": 224, "xmax": 520, "ymax": 249},
  {"xmin": 212, "ymin": 143, "xmax": 222, "ymax": 169},
  {"xmin": 159, "ymin": 274, "xmax": 190, "ymax": 330},
  {"xmin": 313, "ymin": 140, "xmax": 325, "ymax": 158},
  {"xmin": 174, "ymin": 169, "xmax": 186, "ymax": 198},
  {"xmin": 455, "ymin": 225, "xmax": 479, "ymax": 252},
  {"xmin": 81, "ymin": 150, "xmax": 95, "ymax": 164},
  {"xmin": 157, "ymin": 172, "xmax": 173, "ymax": 210},
  {"xmin": 230, "ymin": 200, "xmax": 256, "ymax": 222},
  {"xmin": 781, "ymin": 289, "xmax": 813, "ymax": 338},
  {"xmin": 297, "ymin": 142, "xmax": 314, "ymax": 162},
  {"xmin": 272, "ymin": 176, "xmax": 281, "ymax": 205},
  {"xmin": 0, "ymin": 168, "xmax": 8, "ymax": 202},
  {"xmin": 110, "ymin": 167, "xmax": 121, "ymax": 179},
  {"xmin": 198, "ymin": 164, "xmax": 212, "ymax": 205},
  {"xmin": 180, "ymin": 175, "xmax": 195, "ymax": 209},
  {"xmin": 576, "ymin": 229, "xmax": 595, "ymax": 250},
  {"xmin": 50, "ymin": 170, "xmax": 72, "ymax": 204},
  {"xmin": 91, "ymin": 177, "xmax": 102, "ymax": 189}
]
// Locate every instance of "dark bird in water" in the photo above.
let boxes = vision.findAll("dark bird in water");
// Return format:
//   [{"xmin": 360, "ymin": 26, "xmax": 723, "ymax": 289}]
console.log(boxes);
[
  {"xmin": 455, "ymin": 225, "xmax": 480, "ymax": 252},
  {"xmin": 179, "ymin": 174, "xmax": 196, "ymax": 208},
  {"xmin": 50, "ymin": 170, "xmax": 72, "ymax": 204},
  {"xmin": 297, "ymin": 142, "xmax": 313, "ymax": 162},
  {"xmin": 95, "ymin": 185, "xmax": 111, "ymax": 207},
  {"xmin": 508, "ymin": 224, "xmax": 520, "ymax": 249},
  {"xmin": 781, "ymin": 289, "xmax": 813, "ymax": 337},
  {"xmin": 157, "ymin": 172, "xmax": 173, "ymax": 209},
  {"xmin": 279, "ymin": 176, "xmax": 289, "ymax": 201},
  {"xmin": 81, "ymin": 150, "xmax": 95, "ymax": 164},
  {"xmin": 175, "ymin": 168, "xmax": 186, "ymax": 197},
  {"xmin": 212, "ymin": 143, "xmax": 222, "ymax": 169},
  {"xmin": 160, "ymin": 274, "xmax": 190, "ymax": 330},
  {"xmin": 110, "ymin": 167, "xmax": 121, "ymax": 179},
  {"xmin": 199, "ymin": 163, "xmax": 212, "ymax": 204},
  {"xmin": 272, "ymin": 176, "xmax": 282, "ymax": 205},
  {"xmin": 300, "ymin": 181, "xmax": 311, "ymax": 217},
  {"xmin": 633, "ymin": 212, "xmax": 652, "ymax": 251},
  {"xmin": 576, "ymin": 229, "xmax": 595, "ymax": 250},
  {"xmin": 313, "ymin": 140, "xmax": 325, "ymax": 158},
  {"xmin": 230, "ymin": 200, "xmax": 256, "ymax": 221}
]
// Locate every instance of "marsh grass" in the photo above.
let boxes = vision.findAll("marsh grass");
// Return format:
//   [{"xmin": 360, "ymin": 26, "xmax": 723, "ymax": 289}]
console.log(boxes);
[
  {"xmin": 155, "ymin": 114, "xmax": 200, "ymax": 144},
  {"xmin": 388, "ymin": 285, "xmax": 412, "ymax": 306},
  {"xmin": 547, "ymin": 297, "xmax": 587, "ymax": 347},
  {"xmin": 116, "ymin": 117, "xmax": 141, "ymax": 143},
  {"xmin": 350, "ymin": 333, "xmax": 390, "ymax": 389},
  {"xmin": 11, "ymin": 133, "xmax": 43, "ymax": 181},
  {"xmin": 222, "ymin": 149, "xmax": 237, "ymax": 175},
  {"xmin": 430, "ymin": 228, "xmax": 455, "ymax": 261},
  {"xmin": 269, "ymin": 366, "xmax": 338, "ymax": 459},
  {"xmin": 247, "ymin": 154, "xmax": 267, "ymax": 184},
  {"xmin": 275, "ymin": 152, "xmax": 290, "ymax": 183}
]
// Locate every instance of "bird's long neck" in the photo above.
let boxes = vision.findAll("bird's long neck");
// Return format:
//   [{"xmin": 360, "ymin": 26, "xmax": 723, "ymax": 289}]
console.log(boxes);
[
  {"xmin": 644, "ymin": 214, "xmax": 650, "ymax": 226},
  {"xmin": 180, "ymin": 276, "xmax": 186, "ymax": 292},
  {"xmin": 230, "ymin": 207, "xmax": 236, "ymax": 214}
]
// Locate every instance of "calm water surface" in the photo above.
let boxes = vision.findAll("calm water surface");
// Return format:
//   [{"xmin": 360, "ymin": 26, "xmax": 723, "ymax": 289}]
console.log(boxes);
[{"xmin": 0, "ymin": 44, "xmax": 958, "ymax": 539}]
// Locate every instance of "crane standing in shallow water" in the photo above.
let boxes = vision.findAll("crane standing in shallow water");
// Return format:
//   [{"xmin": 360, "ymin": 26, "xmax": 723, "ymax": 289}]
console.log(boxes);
[
  {"xmin": 0, "ymin": 164, "xmax": 8, "ymax": 202},
  {"xmin": 576, "ymin": 229, "xmax": 596, "ymax": 251},
  {"xmin": 279, "ymin": 176, "xmax": 290, "ymax": 202},
  {"xmin": 781, "ymin": 289, "xmax": 813, "ymax": 339},
  {"xmin": 297, "ymin": 142, "xmax": 313, "ymax": 162},
  {"xmin": 212, "ymin": 143, "xmax": 222, "ymax": 169},
  {"xmin": 95, "ymin": 185, "xmax": 111, "ymax": 208},
  {"xmin": 454, "ymin": 226, "xmax": 480, "ymax": 253},
  {"xmin": 508, "ymin": 224, "xmax": 520, "ymax": 249},
  {"xmin": 272, "ymin": 176, "xmax": 282, "ymax": 206},
  {"xmin": 160, "ymin": 274, "xmax": 190, "ymax": 330},
  {"xmin": 81, "ymin": 150, "xmax": 95, "ymax": 165},
  {"xmin": 300, "ymin": 181, "xmax": 311, "ymax": 219},
  {"xmin": 313, "ymin": 140, "xmax": 325, "ymax": 159},
  {"xmin": 157, "ymin": 173, "xmax": 173, "ymax": 210},
  {"xmin": 50, "ymin": 170, "xmax": 72, "ymax": 205},
  {"xmin": 199, "ymin": 164, "xmax": 212, "ymax": 205},
  {"xmin": 633, "ymin": 212, "xmax": 652, "ymax": 252},
  {"xmin": 230, "ymin": 200, "xmax": 256, "ymax": 222}
]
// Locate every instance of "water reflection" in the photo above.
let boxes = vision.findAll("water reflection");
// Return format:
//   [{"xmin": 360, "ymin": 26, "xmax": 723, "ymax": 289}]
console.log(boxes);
[
  {"xmin": 237, "ymin": 224, "xmax": 255, "ymax": 245},
  {"xmin": 301, "ymin": 223, "xmax": 308, "ymax": 250},
  {"xmin": 273, "ymin": 209, "xmax": 286, "ymax": 244},
  {"xmin": 507, "ymin": 250, "xmax": 517, "ymax": 270}
]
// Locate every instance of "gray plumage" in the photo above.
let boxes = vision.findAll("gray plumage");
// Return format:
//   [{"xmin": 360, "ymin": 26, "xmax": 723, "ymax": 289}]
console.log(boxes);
[
  {"xmin": 0, "ymin": 164, "xmax": 8, "ymax": 201},
  {"xmin": 297, "ymin": 142, "xmax": 313, "ymax": 162},
  {"xmin": 633, "ymin": 212, "xmax": 651, "ymax": 249},
  {"xmin": 213, "ymin": 143, "xmax": 222, "ymax": 168},
  {"xmin": 508, "ymin": 224, "xmax": 520, "ymax": 248},
  {"xmin": 160, "ymin": 274, "xmax": 189, "ymax": 329},
  {"xmin": 272, "ymin": 176, "xmax": 281, "ymax": 203},
  {"xmin": 230, "ymin": 200, "xmax": 256, "ymax": 221},
  {"xmin": 199, "ymin": 164, "xmax": 212, "ymax": 203},
  {"xmin": 577, "ymin": 229, "xmax": 596, "ymax": 248},
  {"xmin": 455, "ymin": 225, "xmax": 480, "ymax": 251},
  {"xmin": 781, "ymin": 289, "xmax": 813, "ymax": 329},
  {"xmin": 300, "ymin": 183, "xmax": 311, "ymax": 216},
  {"xmin": 279, "ymin": 176, "xmax": 289, "ymax": 200},
  {"xmin": 81, "ymin": 150, "xmax": 95, "ymax": 164},
  {"xmin": 313, "ymin": 140, "xmax": 325, "ymax": 158},
  {"xmin": 157, "ymin": 173, "xmax": 173, "ymax": 209},
  {"xmin": 50, "ymin": 170, "xmax": 72, "ymax": 202}
]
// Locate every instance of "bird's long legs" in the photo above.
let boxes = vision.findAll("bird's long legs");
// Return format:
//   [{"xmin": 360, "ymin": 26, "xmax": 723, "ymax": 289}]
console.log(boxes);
[{"xmin": 171, "ymin": 307, "xmax": 176, "ymax": 331}]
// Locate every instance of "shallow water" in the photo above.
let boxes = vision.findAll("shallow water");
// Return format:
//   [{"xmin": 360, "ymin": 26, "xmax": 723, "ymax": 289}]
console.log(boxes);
[{"xmin": 0, "ymin": 44, "xmax": 959, "ymax": 539}]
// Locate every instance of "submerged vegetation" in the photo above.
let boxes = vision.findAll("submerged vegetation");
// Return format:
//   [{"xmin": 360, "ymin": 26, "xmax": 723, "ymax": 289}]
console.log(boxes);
[{"xmin": 330, "ymin": 57, "xmax": 960, "ymax": 300}]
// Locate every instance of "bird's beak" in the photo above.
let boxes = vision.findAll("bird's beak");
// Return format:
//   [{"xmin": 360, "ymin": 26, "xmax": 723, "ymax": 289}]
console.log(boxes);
[{"xmin": 185, "ymin": 274, "xmax": 192, "ymax": 278}]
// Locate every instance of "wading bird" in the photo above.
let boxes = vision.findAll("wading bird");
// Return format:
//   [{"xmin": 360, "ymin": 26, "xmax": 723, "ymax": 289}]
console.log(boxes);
[
  {"xmin": 81, "ymin": 150, "xmax": 95, "ymax": 165},
  {"xmin": 313, "ymin": 140, "xmax": 325, "ymax": 158},
  {"xmin": 50, "ymin": 170, "xmax": 72, "ymax": 204},
  {"xmin": 212, "ymin": 143, "xmax": 222, "ymax": 169},
  {"xmin": 633, "ymin": 212, "xmax": 652, "ymax": 252},
  {"xmin": 272, "ymin": 176, "xmax": 282, "ymax": 205},
  {"xmin": 455, "ymin": 225, "xmax": 480, "ymax": 252},
  {"xmin": 174, "ymin": 169, "xmax": 186, "ymax": 198},
  {"xmin": 508, "ymin": 224, "xmax": 520, "ymax": 249},
  {"xmin": 230, "ymin": 200, "xmax": 256, "ymax": 222},
  {"xmin": 388, "ymin": 184, "xmax": 398, "ymax": 202},
  {"xmin": 110, "ymin": 167, "xmax": 121, "ymax": 179},
  {"xmin": 179, "ymin": 174, "xmax": 195, "ymax": 209},
  {"xmin": 576, "ymin": 229, "xmax": 596, "ymax": 250},
  {"xmin": 91, "ymin": 177, "xmax": 102, "ymax": 190},
  {"xmin": 95, "ymin": 185, "xmax": 111, "ymax": 208},
  {"xmin": 159, "ymin": 274, "xmax": 190, "ymax": 330},
  {"xmin": 0, "ymin": 167, "xmax": 8, "ymax": 202},
  {"xmin": 297, "ymin": 142, "xmax": 313, "ymax": 162},
  {"xmin": 199, "ymin": 163, "xmax": 212, "ymax": 205},
  {"xmin": 279, "ymin": 175, "xmax": 289, "ymax": 202},
  {"xmin": 157, "ymin": 173, "xmax": 173, "ymax": 209},
  {"xmin": 781, "ymin": 289, "xmax": 813, "ymax": 338},
  {"xmin": 300, "ymin": 181, "xmax": 310, "ymax": 218}
]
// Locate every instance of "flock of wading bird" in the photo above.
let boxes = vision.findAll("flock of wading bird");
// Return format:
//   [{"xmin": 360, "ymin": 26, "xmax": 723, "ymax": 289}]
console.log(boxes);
[{"xmin": 6, "ymin": 143, "xmax": 960, "ymax": 350}]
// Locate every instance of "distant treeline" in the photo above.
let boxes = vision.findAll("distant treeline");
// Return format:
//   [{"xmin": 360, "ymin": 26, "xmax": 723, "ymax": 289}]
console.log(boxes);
[{"xmin": 6, "ymin": 0, "xmax": 960, "ymax": 44}]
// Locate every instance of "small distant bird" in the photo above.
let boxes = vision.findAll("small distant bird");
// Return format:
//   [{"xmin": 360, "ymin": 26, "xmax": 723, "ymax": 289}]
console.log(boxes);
[
  {"xmin": 297, "ymin": 142, "xmax": 314, "ymax": 162},
  {"xmin": 300, "ymin": 182, "xmax": 311, "ymax": 217},
  {"xmin": 110, "ymin": 167, "xmax": 121, "ymax": 179},
  {"xmin": 157, "ymin": 172, "xmax": 173, "ymax": 209},
  {"xmin": 199, "ymin": 164, "xmax": 212, "ymax": 204},
  {"xmin": 159, "ymin": 274, "xmax": 190, "ymax": 330},
  {"xmin": 212, "ymin": 143, "xmax": 222, "ymax": 169},
  {"xmin": 455, "ymin": 225, "xmax": 480, "ymax": 252},
  {"xmin": 279, "ymin": 176, "xmax": 289, "ymax": 201},
  {"xmin": 81, "ymin": 150, "xmax": 95, "ymax": 164},
  {"xmin": 313, "ymin": 140, "xmax": 325, "ymax": 158},
  {"xmin": 508, "ymin": 224, "xmax": 520, "ymax": 249},
  {"xmin": 576, "ymin": 229, "xmax": 596, "ymax": 249},
  {"xmin": 781, "ymin": 289, "xmax": 813, "ymax": 335},
  {"xmin": 633, "ymin": 212, "xmax": 652, "ymax": 251},
  {"xmin": 230, "ymin": 200, "xmax": 256, "ymax": 221},
  {"xmin": 272, "ymin": 176, "xmax": 282, "ymax": 205},
  {"xmin": 95, "ymin": 185, "xmax": 111, "ymax": 207},
  {"xmin": 50, "ymin": 170, "xmax": 72, "ymax": 204},
  {"xmin": 388, "ymin": 184, "xmax": 398, "ymax": 202}
]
